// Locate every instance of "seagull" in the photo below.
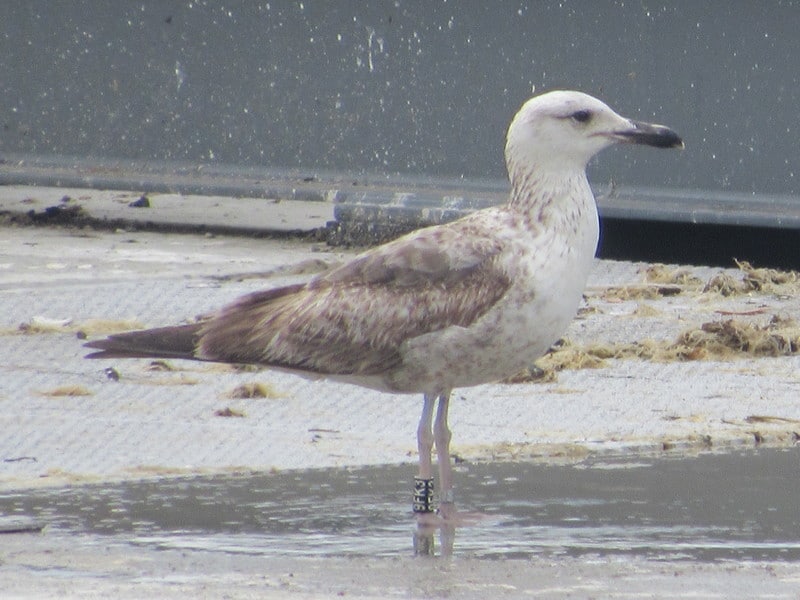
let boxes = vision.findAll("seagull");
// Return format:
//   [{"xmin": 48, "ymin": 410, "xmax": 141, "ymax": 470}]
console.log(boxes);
[{"xmin": 85, "ymin": 90, "xmax": 683, "ymax": 521}]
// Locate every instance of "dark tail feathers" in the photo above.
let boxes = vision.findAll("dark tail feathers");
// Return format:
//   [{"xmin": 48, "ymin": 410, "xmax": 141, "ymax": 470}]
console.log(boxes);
[{"xmin": 84, "ymin": 323, "xmax": 203, "ymax": 360}]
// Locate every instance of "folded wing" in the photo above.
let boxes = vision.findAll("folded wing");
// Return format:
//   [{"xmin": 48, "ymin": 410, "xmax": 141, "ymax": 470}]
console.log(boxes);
[
  {"xmin": 201, "ymin": 224, "xmax": 512, "ymax": 374},
  {"xmin": 87, "ymin": 223, "xmax": 513, "ymax": 375}
]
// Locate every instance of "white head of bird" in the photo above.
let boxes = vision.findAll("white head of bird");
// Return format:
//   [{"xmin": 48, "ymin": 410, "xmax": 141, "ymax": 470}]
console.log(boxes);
[{"xmin": 505, "ymin": 90, "xmax": 682, "ymax": 179}]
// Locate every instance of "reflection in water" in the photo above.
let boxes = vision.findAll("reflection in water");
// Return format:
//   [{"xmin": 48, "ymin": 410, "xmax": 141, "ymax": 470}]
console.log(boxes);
[
  {"xmin": 413, "ymin": 522, "xmax": 455, "ymax": 557},
  {"xmin": 1, "ymin": 447, "xmax": 800, "ymax": 560}
]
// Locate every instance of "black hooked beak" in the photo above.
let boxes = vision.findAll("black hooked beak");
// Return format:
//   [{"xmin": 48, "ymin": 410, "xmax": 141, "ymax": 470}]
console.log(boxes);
[{"xmin": 615, "ymin": 120, "xmax": 684, "ymax": 149}]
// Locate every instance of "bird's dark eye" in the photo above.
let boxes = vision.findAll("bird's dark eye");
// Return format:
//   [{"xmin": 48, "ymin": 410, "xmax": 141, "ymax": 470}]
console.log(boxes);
[{"xmin": 571, "ymin": 110, "xmax": 592, "ymax": 123}]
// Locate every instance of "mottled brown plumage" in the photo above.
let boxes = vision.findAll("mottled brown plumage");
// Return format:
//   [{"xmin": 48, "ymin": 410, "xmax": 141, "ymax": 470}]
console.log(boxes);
[
  {"xmin": 85, "ymin": 90, "xmax": 683, "ymax": 521},
  {"xmin": 199, "ymin": 224, "xmax": 509, "ymax": 376},
  {"xmin": 86, "ymin": 221, "xmax": 512, "ymax": 380}
]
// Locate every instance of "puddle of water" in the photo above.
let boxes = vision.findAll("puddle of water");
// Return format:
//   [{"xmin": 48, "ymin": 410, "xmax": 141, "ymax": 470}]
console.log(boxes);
[{"xmin": 2, "ymin": 447, "xmax": 800, "ymax": 560}]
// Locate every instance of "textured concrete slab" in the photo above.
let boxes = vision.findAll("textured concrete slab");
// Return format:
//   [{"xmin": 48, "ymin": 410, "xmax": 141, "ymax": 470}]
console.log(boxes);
[{"xmin": 0, "ymin": 185, "xmax": 334, "ymax": 234}]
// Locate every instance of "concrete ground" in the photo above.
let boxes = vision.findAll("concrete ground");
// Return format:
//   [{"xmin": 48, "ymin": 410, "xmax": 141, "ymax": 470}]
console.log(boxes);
[
  {"xmin": 5, "ymin": 533, "xmax": 800, "ymax": 600},
  {"xmin": 3, "ymin": 186, "xmax": 800, "ymax": 597}
]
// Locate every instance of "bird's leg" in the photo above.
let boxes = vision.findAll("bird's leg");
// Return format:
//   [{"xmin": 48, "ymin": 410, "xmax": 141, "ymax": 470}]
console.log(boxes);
[
  {"xmin": 433, "ymin": 391, "xmax": 456, "ymax": 519},
  {"xmin": 413, "ymin": 394, "xmax": 436, "ymax": 515}
]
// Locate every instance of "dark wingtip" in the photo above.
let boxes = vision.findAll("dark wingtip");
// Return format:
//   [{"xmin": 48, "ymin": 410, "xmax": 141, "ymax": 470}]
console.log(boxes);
[
  {"xmin": 83, "ymin": 344, "xmax": 161, "ymax": 360},
  {"xmin": 82, "ymin": 324, "xmax": 203, "ymax": 360},
  {"xmin": 84, "ymin": 339, "xmax": 112, "ymax": 351},
  {"xmin": 84, "ymin": 348, "xmax": 135, "ymax": 359}
]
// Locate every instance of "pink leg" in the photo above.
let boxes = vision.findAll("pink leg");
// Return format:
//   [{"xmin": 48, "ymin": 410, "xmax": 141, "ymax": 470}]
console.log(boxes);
[
  {"xmin": 417, "ymin": 394, "xmax": 435, "ymax": 479},
  {"xmin": 413, "ymin": 394, "xmax": 436, "ymax": 515},
  {"xmin": 434, "ymin": 391, "xmax": 456, "ymax": 519}
]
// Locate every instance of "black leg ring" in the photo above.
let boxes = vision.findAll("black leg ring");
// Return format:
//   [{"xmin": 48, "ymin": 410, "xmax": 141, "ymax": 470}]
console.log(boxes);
[{"xmin": 412, "ymin": 476, "xmax": 436, "ymax": 513}]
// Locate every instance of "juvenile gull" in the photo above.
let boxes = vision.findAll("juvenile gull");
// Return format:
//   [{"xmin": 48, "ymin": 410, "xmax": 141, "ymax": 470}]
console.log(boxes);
[{"xmin": 85, "ymin": 90, "xmax": 683, "ymax": 520}]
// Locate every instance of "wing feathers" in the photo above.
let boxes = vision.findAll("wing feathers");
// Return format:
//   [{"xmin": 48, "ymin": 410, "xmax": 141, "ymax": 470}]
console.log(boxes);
[
  {"xmin": 86, "ymin": 221, "xmax": 513, "ymax": 377},
  {"xmin": 84, "ymin": 323, "xmax": 203, "ymax": 360},
  {"xmin": 316, "ymin": 224, "xmax": 504, "ymax": 287},
  {"xmin": 199, "ymin": 257, "xmax": 511, "ymax": 375}
]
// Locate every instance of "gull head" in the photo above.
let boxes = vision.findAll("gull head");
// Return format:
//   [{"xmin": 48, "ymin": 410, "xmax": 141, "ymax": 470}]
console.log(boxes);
[{"xmin": 505, "ymin": 90, "xmax": 683, "ymax": 176}]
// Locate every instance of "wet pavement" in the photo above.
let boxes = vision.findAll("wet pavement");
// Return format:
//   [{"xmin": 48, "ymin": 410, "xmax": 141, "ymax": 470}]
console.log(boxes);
[
  {"xmin": 2, "ymin": 447, "xmax": 800, "ymax": 561},
  {"xmin": 4, "ymin": 448, "xmax": 800, "ymax": 597}
]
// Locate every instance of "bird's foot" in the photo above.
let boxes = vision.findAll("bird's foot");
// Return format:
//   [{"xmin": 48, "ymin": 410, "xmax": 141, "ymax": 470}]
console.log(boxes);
[
  {"xmin": 413, "ymin": 480, "xmax": 486, "ymax": 526},
  {"xmin": 414, "ymin": 501, "xmax": 487, "ymax": 528},
  {"xmin": 437, "ymin": 501, "xmax": 487, "ymax": 525}
]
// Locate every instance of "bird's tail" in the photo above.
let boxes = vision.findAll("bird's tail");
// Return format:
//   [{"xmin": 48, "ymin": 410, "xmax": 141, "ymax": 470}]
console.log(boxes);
[{"xmin": 84, "ymin": 323, "xmax": 203, "ymax": 360}]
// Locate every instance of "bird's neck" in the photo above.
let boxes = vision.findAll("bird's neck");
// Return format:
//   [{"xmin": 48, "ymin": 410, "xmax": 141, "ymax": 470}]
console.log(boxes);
[{"xmin": 507, "ymin": 165, "xmax": 597, "ymax": 236}]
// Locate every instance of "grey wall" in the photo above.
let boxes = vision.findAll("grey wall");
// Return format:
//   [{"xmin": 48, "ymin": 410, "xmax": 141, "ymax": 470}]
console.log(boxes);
[{"xmin": 1, "ymin": 1, "xmax": 798, "ymax": 197}]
